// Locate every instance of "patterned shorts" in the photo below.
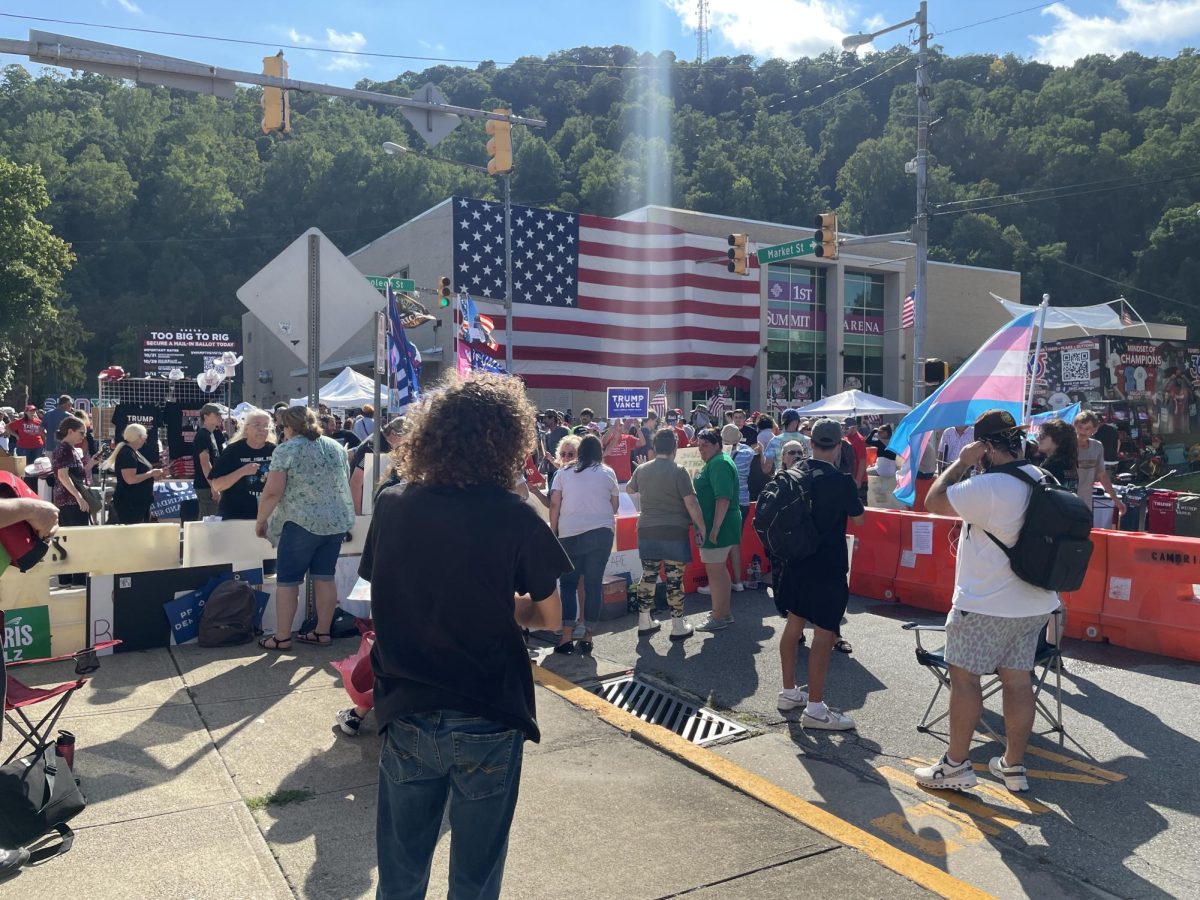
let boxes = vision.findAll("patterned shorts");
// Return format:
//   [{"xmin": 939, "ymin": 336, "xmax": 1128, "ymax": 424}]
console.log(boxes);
[{"xmin": 944, "ymin": 608, "xmax": 1051, "ymax": 675}]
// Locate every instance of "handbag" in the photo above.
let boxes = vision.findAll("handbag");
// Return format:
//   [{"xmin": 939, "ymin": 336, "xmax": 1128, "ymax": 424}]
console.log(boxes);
[
  {"xmin": 0, "ymin": 744, "xmax": 86, "ymax": 864},
  {"xmin": 69, "ymin": 472, "xmax": 103, "ymax": 516}
]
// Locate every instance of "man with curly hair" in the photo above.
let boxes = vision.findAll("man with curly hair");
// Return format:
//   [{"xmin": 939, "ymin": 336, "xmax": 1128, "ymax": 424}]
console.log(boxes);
[{"xmin": 362, "ymin": 373, "xmax": 570, "ymax": 900}]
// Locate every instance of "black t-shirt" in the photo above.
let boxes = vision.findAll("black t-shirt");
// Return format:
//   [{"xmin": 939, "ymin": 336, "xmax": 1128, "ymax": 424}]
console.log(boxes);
[
  {"xmin": 544, "ymin": 426, "xmax": 569, "ymax": 458},
  {"xmin": 208, "ymin": 439, "xmax": 274, "ymax": 520},
  {"xmin": 191, "ymin": 428, "xmax": 226, "ymax": 491},
  {"xmin": 329, "ymin": 429, "xmax": 361, "ymax": 449},
  {"xmin": 867, "ymin": 433, "xmax": 897, "ymax": 461},
  {"xmin": 362, "ymin": 482, "xmax": 572, "ymax": 742},
  {"xmin": 112, "ymin": 403, "xmax": 163, "ymax": 464},
  {"xmin": 801, "ymin": 459, "xmax": 864, "ymax": 576},
  {"xmin": 113, "ymin": 444, "xmax": 153, "ymax": 507},
  {"xmin": 1095, "ymin": 423, "xmax": 1119, "ymax": 465}
]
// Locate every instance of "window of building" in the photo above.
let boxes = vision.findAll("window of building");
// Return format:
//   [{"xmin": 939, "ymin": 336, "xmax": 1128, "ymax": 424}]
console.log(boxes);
[
  {"xmin": 842, "ymin": 271, "xmax": 885, "ymax": 395},
  {"xmin": 766, "ymin": 264, "xmax": 828, "ymax": 411}
]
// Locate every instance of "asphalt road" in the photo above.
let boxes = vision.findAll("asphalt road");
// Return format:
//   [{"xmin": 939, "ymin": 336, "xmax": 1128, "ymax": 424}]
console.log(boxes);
[{"xmin": 534, "ymin": 586, "xmax": 1200, "ymax": 899}]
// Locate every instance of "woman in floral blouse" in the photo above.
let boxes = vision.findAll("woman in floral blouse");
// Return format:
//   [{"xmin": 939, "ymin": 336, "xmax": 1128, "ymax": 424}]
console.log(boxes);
[{"xmin": 255, "ymin": 406, "xmax": 355, "ymax": 650}]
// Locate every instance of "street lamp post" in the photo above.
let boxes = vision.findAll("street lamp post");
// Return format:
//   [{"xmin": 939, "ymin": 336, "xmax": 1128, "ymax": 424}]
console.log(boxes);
[
  {"xmin": 382, "ymin": 142, "xmax": 514, "ymax": 373},
  {"xmin": 844, "ymin": 1, "xmax": 930, "ymax": 403}
]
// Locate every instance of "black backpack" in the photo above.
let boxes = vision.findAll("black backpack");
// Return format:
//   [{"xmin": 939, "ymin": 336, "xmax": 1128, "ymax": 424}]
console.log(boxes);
[
  {"xmin": 198, "ymin": 580, "xmax": 257, "ymax": 647},
  {"xmin": 982, "ymin": 463, "xmax": 1095, "ymax": 592},
  {"xmin": 0, "ymin": 744, "xmax": 86, "ymax": 868},
  {"xmin": 753, "ymin": 463, "xmax": 820, "ymax": 562}
]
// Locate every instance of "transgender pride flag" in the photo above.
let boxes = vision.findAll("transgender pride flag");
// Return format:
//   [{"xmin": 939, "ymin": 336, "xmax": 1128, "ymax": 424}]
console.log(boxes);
[{"xmin": 889, "ymin": 311, "xmax": 1037, "ymax": 505}]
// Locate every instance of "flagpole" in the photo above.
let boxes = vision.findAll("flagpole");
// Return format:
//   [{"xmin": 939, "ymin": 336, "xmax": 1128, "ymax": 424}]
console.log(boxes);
[{"xmin": 1024, "ymin": 294, "xmax": 1050, "ymax": 424}]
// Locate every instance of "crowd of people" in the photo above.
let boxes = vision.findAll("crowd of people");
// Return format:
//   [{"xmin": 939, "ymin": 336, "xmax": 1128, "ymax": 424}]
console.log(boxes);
[{"xmin": 1, "ymin": 376, "xmax": 1128, "ymax": 899}]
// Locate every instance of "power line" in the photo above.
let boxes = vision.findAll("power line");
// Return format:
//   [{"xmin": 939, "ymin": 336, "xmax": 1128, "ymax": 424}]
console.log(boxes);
[
  {"xmin": 932, "ymin": 169, "xmax": 1200, "ymax": 216},
  {"xmin": 789, "ymin": 56, "xmax": 914, "ymax": 121},
  {"xmin": 0, "ymin": 12, "xmax": 750, "ymax": 71},
  {"xmin": 935, "ymin": 164, "xmax": 1200, "ymax": 210},
  {"xmin": 930, "ymin": 2, "xmax": 1058, "ymax": 39},
  {"xmin": 1048, "ymin": 257, "xmax": 1200, "ymax": 315}
]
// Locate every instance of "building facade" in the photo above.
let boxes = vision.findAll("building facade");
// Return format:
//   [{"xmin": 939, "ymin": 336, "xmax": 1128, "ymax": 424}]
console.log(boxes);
[{"xmin": 241, "ymin": 198, "xmax": 1172, "ymax": 416}]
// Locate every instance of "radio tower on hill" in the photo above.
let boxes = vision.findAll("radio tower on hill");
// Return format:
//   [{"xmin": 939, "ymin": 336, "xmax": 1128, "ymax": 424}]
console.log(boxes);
[{"xmin": 696, "ymin": 0, "xmax": 710, "ymax": 64}]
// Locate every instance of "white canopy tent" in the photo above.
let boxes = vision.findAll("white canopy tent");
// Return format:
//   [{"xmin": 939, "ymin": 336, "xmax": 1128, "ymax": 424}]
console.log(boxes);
[
  {"xmin": 289, "ymin": 366, "xmax": 378, "ymax": 409},
  {"xmin": 793, "ymin": 389, "xmax": 912, "ymax": 417},
  {"xmin": 992, "ymin": 294, "xmax": 1152, "ymax": 335}
]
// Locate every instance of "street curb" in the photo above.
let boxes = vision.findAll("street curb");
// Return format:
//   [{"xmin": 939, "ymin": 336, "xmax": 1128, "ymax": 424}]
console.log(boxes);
[{"xmin": 533, "ymin": 665, "xmax": 996, "ymax": 900}]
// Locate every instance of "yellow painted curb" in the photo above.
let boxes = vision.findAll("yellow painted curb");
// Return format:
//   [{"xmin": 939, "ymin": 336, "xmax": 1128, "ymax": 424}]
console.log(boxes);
[{"xmin": 534, "ymin": 666, "xmax": 996, "ymax": 900}]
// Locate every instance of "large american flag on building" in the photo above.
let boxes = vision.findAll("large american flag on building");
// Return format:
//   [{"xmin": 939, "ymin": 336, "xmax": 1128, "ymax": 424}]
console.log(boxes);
[{"xmin": 452, "ymin": 196, "xmax": 760, "ymax": 392}]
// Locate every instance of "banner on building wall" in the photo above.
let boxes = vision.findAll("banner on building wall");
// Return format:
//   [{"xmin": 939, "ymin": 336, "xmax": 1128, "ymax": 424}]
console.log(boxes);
[
  {"xmin": 141, "ymin": 330, "xmax": 241, "ymax": 377},
  {"xmin": 1029, "ymin": 337, "xmax": 1103, "ymax": 408},
  {"xmin": 1103, "ymin": 337, "xmax": 1200, "ymax": 433}
]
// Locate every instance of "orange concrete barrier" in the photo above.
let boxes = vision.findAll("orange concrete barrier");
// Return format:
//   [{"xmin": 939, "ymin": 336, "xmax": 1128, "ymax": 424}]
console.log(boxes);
[
  {"xmin": 1098, "ymin": 532, "xmax": 1200, "ymax": 662},
  {"xmin": 890, "ymin": 511, "xmax": 961, "ymax": 613},
  {"xmin": 845, "ymin": 509, "xmax": 901, "ymax": 601},
  {"xmin": 1059, "ymin": 528, "xmax": 1113, "ymax": 642}
]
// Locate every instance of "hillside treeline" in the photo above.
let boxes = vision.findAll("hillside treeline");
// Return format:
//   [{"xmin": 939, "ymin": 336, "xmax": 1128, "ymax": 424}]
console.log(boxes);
[{"xmin": 2, "ymin": 44, "xmax": 1199, "ymax": 395}]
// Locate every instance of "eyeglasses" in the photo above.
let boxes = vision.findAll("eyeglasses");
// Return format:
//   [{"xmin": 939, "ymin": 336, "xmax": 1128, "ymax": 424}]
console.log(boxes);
[
  {"xmin": 560, "ymin": 453, "xmax": 577, "ymax": 461},
  {"xmin": 784, "ymin": 451, "xmax": 803, "ymax": 458}
]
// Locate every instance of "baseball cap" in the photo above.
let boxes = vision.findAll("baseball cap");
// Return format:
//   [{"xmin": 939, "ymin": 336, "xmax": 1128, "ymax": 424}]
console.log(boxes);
[
  {"xmin": 720, "ymin": 424, "xmax": 742, "ymax": 445},
  {"xmin": 810, "ymin": 418, "xmax": 843, "ymax": 449},
  {"xmin": 842, "ymin": 417, "xmax": 857, "ymax": 427},
  {"xmin": 973, "ymin": 409, "xmax": 1021, "ymax": 442},
  {"xmin": 781, "ymin": 408, "xmax": 801, "ymax": 425},
  {"xmin": 24, "ymin": 404, "xmax": 38, "ymax": 412},
  {"xmin": 199, "ymin": 403, "xmax": 224, "ymax": 418}
]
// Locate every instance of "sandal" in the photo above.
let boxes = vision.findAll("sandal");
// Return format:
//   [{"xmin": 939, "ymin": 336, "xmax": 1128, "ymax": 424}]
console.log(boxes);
[
  {"xmin": 258, "ymin": 635, "xmax": 292, "ymax": 651},
  {"xmin": 834, "ymin": 639, "xmax": 853, "ymax": 654},
  {"xmin": 575, "ymin": 639, "xmax": 594, "ymax": 655},
  {"xmin": 296, "ymin": 631, "xmax": 332, "ymax": 646},
  {"xmin": 553, "ymin": 641, "xmax": 575, "ymax": 655}
]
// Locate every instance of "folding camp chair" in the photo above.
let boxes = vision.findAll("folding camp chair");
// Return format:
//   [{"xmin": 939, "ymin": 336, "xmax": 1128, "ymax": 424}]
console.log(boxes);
[
  {"xmin": 902, "ymin": 607, "xmax": 1066, "ymax": 747},
  {"xmin": 2, "ymin": 610, "xmax": 120, "ymax": 764}
]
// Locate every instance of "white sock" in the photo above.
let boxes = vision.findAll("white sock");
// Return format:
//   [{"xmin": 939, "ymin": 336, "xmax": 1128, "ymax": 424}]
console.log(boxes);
[
  {"xmin": 945, "ymin": 754, "xmax": 965, "ymax": 768},
  {"xmin": 805, "ymin": 701, "xmax": 827, "ymax": 717}
]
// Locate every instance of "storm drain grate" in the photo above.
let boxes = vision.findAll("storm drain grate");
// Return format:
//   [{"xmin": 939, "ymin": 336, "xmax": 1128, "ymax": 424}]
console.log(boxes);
[{"xmin": 592, "ymin": 675, "xmax": 747, "ymax": 746}]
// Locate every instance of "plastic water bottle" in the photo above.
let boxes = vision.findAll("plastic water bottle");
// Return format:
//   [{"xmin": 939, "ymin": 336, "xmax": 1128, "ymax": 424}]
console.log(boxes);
[{"xmin": 749, "ymin": 556, "xmax": 762, "ymax": 590}]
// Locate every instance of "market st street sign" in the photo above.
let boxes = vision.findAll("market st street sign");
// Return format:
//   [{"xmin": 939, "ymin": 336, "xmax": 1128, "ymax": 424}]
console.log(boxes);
[{"xmin": 756, "ymin": 238, "xmax": 815, "ymax": 265}]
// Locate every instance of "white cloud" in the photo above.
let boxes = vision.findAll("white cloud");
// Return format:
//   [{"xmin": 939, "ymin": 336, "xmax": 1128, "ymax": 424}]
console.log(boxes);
[
  {"xmin": 287, "ymin": 27, "xmax": 370, "ymax": 72},
  {"xmin": 664, "ymin": 0, "xmax": 851, "ymax": 59},
  {"xmin": 418, "ymin": 39, "xmax": 447, "ymax": 54},
  {"xmin": 1032, "ymin": 1, "xmax": 1200, "ymax": 65},
  {"xmin": 116, "ymin": 0, "xmax": 142, "ymax": 12}
]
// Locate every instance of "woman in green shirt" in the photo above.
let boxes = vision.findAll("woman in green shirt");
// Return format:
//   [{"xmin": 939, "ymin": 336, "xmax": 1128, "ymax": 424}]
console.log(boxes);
[{"xmin": 693, "ymin": 428, "xmax": 742, "ymax": 632}]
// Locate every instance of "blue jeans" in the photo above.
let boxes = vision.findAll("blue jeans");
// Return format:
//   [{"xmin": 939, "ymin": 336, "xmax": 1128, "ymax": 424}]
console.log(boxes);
[
  {"xmin": 377, "ymin": 711, "xmax": 524, "ymax": 900},
  {"xmin": 275, "ymin": 521, "xmax": 343, "ymax": 587},
  {"xmin": 558, "ymin": 527, "xmax": 612, "ymax": 625}
]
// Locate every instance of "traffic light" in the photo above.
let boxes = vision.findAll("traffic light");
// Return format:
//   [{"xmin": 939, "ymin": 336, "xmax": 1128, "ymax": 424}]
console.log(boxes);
[
  {"xmin": 485, "ymin": 108, "xmax": 513, "ymax": 176},
  {"xmin": 261, "ymin": 52, "xmax": 290, "ymax": 134},
  {"xmin": 924, "ymin": 359, "xmax": 950, "ymax": 385},
  {"xmin": 813, "ymin": 212, "xmax": 838, "ymax": 259},
  {"xmin": 438, "ymin": 276, "xmax": 452, "ymax": 308},
  {"xmin": 727, "ymin": 233, "xmax": 748, "ymax": 275}
]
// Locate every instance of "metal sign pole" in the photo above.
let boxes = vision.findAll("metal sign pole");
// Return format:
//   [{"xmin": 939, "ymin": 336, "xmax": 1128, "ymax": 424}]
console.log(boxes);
[
  {"xmin": 503, "ymin": 172, "xmax": 514, "ymax": 373},
  {"xmin": 304, "ymin": 234, "xmax": 320, "ymax": 620}
]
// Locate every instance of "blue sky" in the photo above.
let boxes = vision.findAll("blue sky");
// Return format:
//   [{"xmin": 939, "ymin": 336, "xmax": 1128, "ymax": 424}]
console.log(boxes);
[{"xmin": 2, "ymin": 1, "xmax": 1200, "ymax": 87}]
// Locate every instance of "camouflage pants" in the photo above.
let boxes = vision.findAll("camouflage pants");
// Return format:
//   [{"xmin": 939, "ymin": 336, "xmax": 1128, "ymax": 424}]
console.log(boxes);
[{"xmin": 638, "ymin": 558, "xmax": 687, "ymax": 617}]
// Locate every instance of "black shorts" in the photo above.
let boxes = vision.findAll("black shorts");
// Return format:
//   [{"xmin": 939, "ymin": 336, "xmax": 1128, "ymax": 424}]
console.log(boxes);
[{"xmin": 777, "ymin": 566, "xmax": 849, "ymax": 633}]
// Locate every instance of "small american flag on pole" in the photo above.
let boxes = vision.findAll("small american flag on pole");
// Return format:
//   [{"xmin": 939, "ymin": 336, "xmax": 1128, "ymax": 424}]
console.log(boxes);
[
  {"xmin": 707, "ymin": 386, "xmax": 729, "ymax": 421},
  {"xmin": 651, "ymin": 382, "xmax": 668, "ymax": 420},
  {"xmin": 1120, "ymin": 302, "xmax": 1135, "ymax": 327},
  {"xmin": 901, "ymin": 291, "xmax": 916, "ymax": 329}
]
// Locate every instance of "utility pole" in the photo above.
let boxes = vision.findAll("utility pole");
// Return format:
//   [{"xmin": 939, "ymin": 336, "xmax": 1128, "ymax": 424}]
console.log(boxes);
[
  {"xmin": 913, "ymin": 0, "xmax": 930, "ymax": 403},
  {"xmin": 502, "ymin": 173, "xmax": 514, "ymax": 373}
]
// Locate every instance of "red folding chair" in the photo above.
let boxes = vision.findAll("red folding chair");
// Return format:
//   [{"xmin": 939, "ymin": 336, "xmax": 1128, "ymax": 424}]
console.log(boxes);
[{"xmin": 2, "ymin": 610, "xmax": 120, "ymax": 764}]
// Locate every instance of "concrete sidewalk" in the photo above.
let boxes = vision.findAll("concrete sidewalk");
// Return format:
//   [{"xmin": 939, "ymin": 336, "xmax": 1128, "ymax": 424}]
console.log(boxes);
[{"xmin": 1, "ymin": 641, "xmax": 938, "ymax": 899}]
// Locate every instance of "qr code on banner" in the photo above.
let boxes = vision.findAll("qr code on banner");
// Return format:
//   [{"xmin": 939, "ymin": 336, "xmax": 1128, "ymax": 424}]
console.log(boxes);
[{"xmin": 1061, "ymin": 349, "xmax": 1092, "ymax": 387}]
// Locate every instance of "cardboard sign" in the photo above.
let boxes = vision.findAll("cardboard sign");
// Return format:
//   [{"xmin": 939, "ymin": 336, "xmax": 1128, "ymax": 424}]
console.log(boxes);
[{"xmin": 607, "ymin": 387, "xmax": 649, "ymax": 419}]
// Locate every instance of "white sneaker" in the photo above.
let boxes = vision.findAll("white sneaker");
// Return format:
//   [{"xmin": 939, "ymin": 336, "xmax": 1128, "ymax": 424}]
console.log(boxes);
[
  {"xmin": 914, "ymin": 755, "xmax": 978, "ymax": 790},
  {"xmin": 989, "ymin": 756, "xmax": 1030, "ymax": 792},
  {"xmin": 731, "ymin": 581, "xmax": 745, "ymax": 592},
  {"xmin": 669, "ymin": 618, "xmax": 694, "ymax": 641},
  {"xmin": 801, "ymin": 706, "xmax": 856, "ymax": 730},
  {"xmin": 637, "ymin": 612, "xmax": 661, "ymax": 635},
  {"xmin": 697, "ymin": 584, "xmax": 711, "ymax": 595},
  {"xmin": 777, "ymin": 687, "xmax": 809, "ymax": 711}
]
